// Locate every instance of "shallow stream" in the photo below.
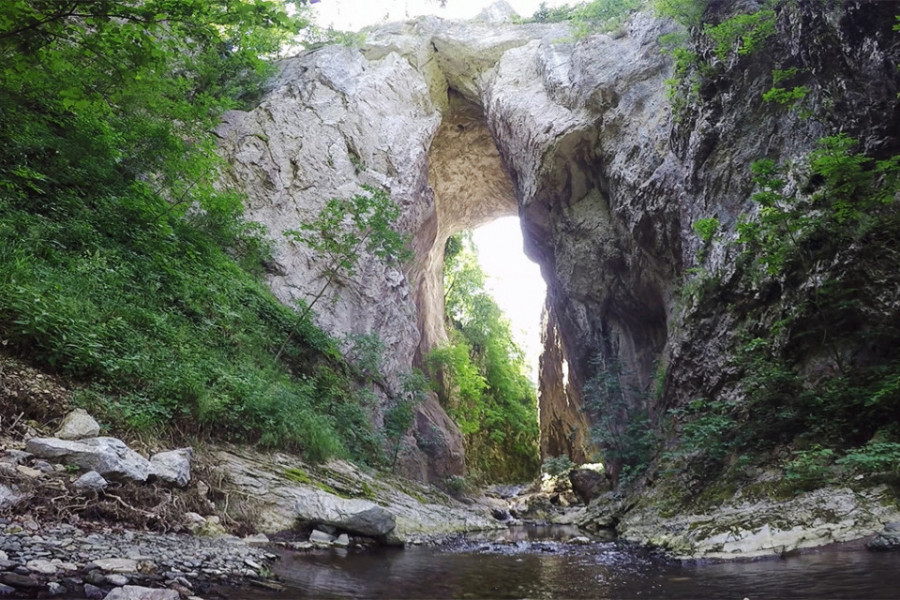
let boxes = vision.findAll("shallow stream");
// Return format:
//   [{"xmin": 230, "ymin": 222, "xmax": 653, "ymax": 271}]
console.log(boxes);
[{"xmin": 237, "ymin": 525, "xmax": 900, "ymax": 599}]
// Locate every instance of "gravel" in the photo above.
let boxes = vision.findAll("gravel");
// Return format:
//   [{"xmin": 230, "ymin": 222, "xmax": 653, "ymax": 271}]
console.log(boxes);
[{"xmin": 0, "ymin": 519, "xmax": 279, "ymax": 598}]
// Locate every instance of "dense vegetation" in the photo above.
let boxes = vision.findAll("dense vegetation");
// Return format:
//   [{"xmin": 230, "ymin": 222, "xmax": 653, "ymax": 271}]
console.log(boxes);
[
  {"xmin": 427, "ymin": 233, "xmax": 540, "ymax": 482},
  {"xmin": 0, "ymin": 0, "xmax": 397, "ymax": 463},
  {"xmin": 666, "ymin": 135, "xmax": 900, "ymax": 496},
  {"xmin": 642, "ymin": 0, "xmax": 900, "ymax": 500}
]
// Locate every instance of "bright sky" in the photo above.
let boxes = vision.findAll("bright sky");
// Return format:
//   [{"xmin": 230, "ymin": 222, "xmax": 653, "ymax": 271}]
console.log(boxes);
[
  {"xmin": 311, "ymin": 0, "xmax": 565, "ymax": 31},
  {"xmin": 472, "ymin": 217, "xmax": 546, "ymax": 383}
]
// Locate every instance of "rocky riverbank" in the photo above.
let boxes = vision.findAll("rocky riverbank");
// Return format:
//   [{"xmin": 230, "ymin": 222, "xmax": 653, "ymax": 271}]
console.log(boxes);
[
  {"xmin": 0, "ymin": 519, "xmax": 277, "ymax": 599},
  {"xmin": 0, "ymin": 402, "xmax": 503, "ymax": 599}
]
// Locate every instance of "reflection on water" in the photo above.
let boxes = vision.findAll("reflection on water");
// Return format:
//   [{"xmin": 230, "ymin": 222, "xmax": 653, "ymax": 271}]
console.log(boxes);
[{"xmin": 236, "ymin": 526, "xmax": 900, "ymax": 600}]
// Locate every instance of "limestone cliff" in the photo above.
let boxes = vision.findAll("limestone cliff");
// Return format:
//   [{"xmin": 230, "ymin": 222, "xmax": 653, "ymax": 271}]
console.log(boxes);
[{"xmin": 218, "ymin": 1, "xmax": 900, "ymax": 488}]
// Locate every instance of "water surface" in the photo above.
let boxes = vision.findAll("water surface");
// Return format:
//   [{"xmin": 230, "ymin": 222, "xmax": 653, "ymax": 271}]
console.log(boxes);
[{"xmin": 239, "ymin": 526, "xmax": 900, "ymax": 599}]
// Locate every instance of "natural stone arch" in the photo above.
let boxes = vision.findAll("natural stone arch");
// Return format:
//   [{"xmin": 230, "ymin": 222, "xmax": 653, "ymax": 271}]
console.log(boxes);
[{"xmin": 414, "ymin": 90, "xmax": 519, "ymax": 361}]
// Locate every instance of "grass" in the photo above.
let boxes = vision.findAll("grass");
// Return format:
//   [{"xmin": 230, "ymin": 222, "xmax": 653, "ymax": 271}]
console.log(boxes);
[{"xmin": 0, "ymin": 190, "xmax": 384, "ymax": 464}]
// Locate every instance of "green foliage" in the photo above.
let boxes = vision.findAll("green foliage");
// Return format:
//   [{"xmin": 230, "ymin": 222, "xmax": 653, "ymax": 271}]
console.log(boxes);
[
  {"xmin": 653, "ymin": 0, "xmax": 707, "ymax": 28},
  {"xmin": 659, "ymin": 4, "xmax": 776, "ymax": 112},
  {"xmin": 284, "ymin": 186, "xmax": 412, "ymax": 320},
  {"xmin": 837, "ymin": 441, "xmax": 900, "ymax": 475},
  {"xmin": 763, "ymin": 85, "xmax": 810, "ymax": 106},
  {"xmin": 704, "ymin": 9, "xmax": 777, "ymax": 61},
  {"xmin": 0, "ymin": 0, "xmax": 392, "ymax": 465},
  {"xmin": 428, "ymin": 233, "xmax": 540, "ymax": 482},
  {"xmin": 785, "ymin": 445, "xmax": 835, "ymax": 487},
  {"xmin": 304, "ymin": 25, "xmax": 367, "ymax": 49},
  {"xmin": 528, "ymin": 0, "xmax": 642, "ymax": 37},
  {"xmin": 541, "ymin": 455, "xmax": 576, "ymax": 477},
  {"xmin": 583, "ymin": 354, "xmax": 656, "ymax": 484},
  {"xmin": 383, "ymin": 369, "xmax": 429, "ymax": 468},
  {"xmin": 692, "ymin": 217, "xmax": 719, "ymax": 261},
  {"xmin": 672, "ymin": 398, "xmax": 737, "ymax": 467},
  {"xmin": 283, "ymin": 467, "xmax": 313, "ymax": 484},
  {"xmin": 0, "ymin": 0, "xmax": 308, "ymax": 216},
  {"xmin": 344, "ymin": 332, "xmax": 385, "ymax": 382},
  {"xmin": 739, "ymin": 135, "xmax": 900, "ymax": 278}
]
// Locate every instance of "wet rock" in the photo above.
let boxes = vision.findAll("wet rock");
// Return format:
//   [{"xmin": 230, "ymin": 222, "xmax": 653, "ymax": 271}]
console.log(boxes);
[
  {"xmin": 569, "ymin": 536, "xmax": 591, "ymax": 545},
  {"xmin": 309, "ymin": 530, "xmax": 335, "ymax": 545},
  {"xmin": 1, "ymin": 450, "xmax": 32, "ymax": 465},
  {"xmin": 83, "ymin": 583, "xmax": 105, "ymax": 599},
  {"xmin": 242, "ymin": 533, "xmax": 269, "ymax": 546},
  {"xmin": 334, "ymin": 534, "xmax": 350, "ymax": 548},
  {"xmin": 187, "ymin": 516, "xmax": 227, "ymax": 538},
  {"xmin": 0, "ymin": 583, "xmax": 14, "ymax": 596},
  {"xmin": 104, "ymin": 586, "xmax": 179, "ymax": 600},
  {"xmin": 149, "ymin": 448, "xmax": 192, "ymax": 488},
  {"xmin": 25, "ymin": 559, "xmax": 56, "ymax": 575},
  {"xmin": 0, "ymin": 572, "xmax": 40, "ymax": 588},
  {"xmin": 25, "ymin": 437, "xmax": 151, "ymax": 482},
  {"xmin": 106, "ymin": 573, "xmax": 130, "ymax": 585},
  {"xmin": 73, "ymin": 471, "xmax": 108, "ymax": 492},
  {"xmin": 55, "ymin": 408, "xmax": 101, "ymax": 440},
  {"xmin": 15, "ymin": 465, "xmax": 42, "ymax": 478},
  {"xmin": 867, "ymin": 522, "xmax": 900, "ymax": 551},
  {"xmin": 491, "ymin": 508, "xmax": 510, "ymax": 521},
  {"xmin": 46, "ymin": 581, "xmax": 65, "ymax": 596}
]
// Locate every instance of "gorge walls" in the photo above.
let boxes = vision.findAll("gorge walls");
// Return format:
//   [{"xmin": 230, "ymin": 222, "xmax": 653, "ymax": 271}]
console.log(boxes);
[{"xmin": 218, "ymin": 1, "xmax": 900, "ymax": 482}]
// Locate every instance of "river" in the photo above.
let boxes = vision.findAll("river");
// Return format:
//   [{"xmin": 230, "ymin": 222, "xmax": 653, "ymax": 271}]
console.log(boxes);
[{"xmin": 236, "ymin": 525, "xmax": 900, "ymax": 599}]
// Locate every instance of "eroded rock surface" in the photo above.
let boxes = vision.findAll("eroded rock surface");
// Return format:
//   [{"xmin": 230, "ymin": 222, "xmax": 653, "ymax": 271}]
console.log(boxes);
[{"xmin": 211, "ymin": 448, "xmax": 497, "ymax": 543}]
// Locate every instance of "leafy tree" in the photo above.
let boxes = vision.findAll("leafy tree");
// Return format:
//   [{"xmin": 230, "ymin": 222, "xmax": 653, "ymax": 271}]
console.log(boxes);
[
  {"xmin": 284, "ymin": 186, "xmax": 412, "ymax": 322},
  {"xmin": 0, "ymin": 0, "xmax": 308, "ymax": 217},
  {"xmin": 583, "ymin": 353, "xmax": 655, "ymax": 486}
]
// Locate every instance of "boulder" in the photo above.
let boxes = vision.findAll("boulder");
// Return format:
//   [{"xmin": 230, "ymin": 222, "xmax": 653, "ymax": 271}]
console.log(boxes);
[
  {"xmin": 73, "ymin": 471, "xmax": 108, "ymax": 492},
  {"xmin": 25, "ymin": 437, "xmax": 151, "ymax": 482},
  {"xmin": 293, "ymin": 492, "xmax": 396, "ymax": 537},
  {"xmin": 309, "ymin": 529, "xmax": 335, "ymax": 545},
  {"xmin": 186, "ymin": 515, "xmax": 227, "ymax": 538},
  {"xmin": 55, "ymin": 408, "xmax": 100, "ymax": 440},
  {"xmin": 868, "ymin": 522, "xmax": 900, "ymax": 551},
  {"xmin": 103, "ymin": 586, "xmax": 179, "ymax": 600},
  {"xmin": 569, "ymin": 468, "xmax": 611, "ymax": 504},
  {"xmin": 149, "ymin": 448, "xmax": 192, "ymax": 487}
]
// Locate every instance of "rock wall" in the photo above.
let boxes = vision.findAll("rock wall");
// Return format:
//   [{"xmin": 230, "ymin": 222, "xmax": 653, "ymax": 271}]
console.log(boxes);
[{"xmin": 218, "ymin": 2, "xmax": 900, "ymax": 482}]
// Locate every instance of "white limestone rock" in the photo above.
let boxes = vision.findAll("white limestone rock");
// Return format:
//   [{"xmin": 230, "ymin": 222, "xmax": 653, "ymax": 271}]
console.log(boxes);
[
  {"xmin": 25, "ymin": 437, "xmax": 151, "ymax": 482},
  {"xmin": 55, "ymin": 408, "xmax": 101, "ymax": 440},
  {"xmin": 149, "ymin": 448, "xmax": 192, "ymax": 487},
  {"xmin": 73, "ymin": 470, "xmax": 108, "ymax": 492}
]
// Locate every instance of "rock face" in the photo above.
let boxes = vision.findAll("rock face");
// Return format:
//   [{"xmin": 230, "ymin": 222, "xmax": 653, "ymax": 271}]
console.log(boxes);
[
  {"xmin": 210, "ymin": 448, "xmax": 497, "ymax": 543},
  {"xmin": 612, "ymin": 486, "xmax": 900, "ymax": 560}
]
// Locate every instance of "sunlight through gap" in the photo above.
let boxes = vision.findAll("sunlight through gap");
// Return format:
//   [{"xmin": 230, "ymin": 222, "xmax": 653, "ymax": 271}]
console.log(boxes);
[{"xmin": 471, "ymin": 216, "xmax": 546, "ymax": 383}]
